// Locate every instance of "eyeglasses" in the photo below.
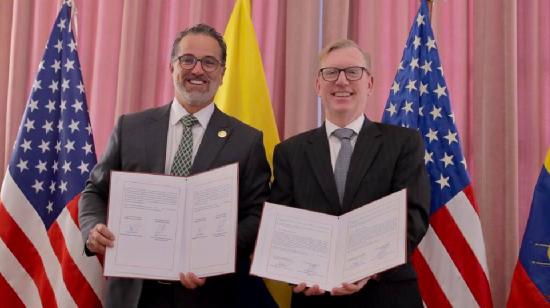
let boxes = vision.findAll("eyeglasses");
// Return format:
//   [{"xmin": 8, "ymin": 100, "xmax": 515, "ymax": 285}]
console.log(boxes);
[
  {"xmin": 175, "ymin": 54, "xmax": 223, "ymax": 72},
  {"xmin": 319, "ymin": 66, "xmax": 369, "ymax": 82}
]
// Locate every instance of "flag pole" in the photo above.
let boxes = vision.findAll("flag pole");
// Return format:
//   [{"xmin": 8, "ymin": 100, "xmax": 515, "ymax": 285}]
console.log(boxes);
[{"xmin": 427, "ymin": 0, "xmax": 434, "ymax": 20}]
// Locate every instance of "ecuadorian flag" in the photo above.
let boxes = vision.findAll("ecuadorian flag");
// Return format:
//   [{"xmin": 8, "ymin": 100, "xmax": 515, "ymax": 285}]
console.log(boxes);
[{"xmin": 507, "ymin": 148, "xmax": 550, "ymax": 306}]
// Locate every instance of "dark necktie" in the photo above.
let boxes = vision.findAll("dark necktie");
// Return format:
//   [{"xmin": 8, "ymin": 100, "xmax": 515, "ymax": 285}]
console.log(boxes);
[
  {"xmin": 170, "ymin": 114, "xmax": 199, "ymax": 176},
  {"xmin": 333, "ymin": 128, "xmax": 355, "ymax": 205}
]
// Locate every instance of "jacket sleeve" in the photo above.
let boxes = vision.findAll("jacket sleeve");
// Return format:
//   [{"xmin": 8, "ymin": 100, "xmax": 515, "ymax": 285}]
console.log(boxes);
[
  {"xmin": 391, "ymin": 130, "xmax": 430, "ymax": 256},
  {"xmin": 78, "ymin": 116, "xmax": 124, "ymax": 256},
  {"xmin": 236, "ymin": 131, "xmax": 271, "ymax": 257}
]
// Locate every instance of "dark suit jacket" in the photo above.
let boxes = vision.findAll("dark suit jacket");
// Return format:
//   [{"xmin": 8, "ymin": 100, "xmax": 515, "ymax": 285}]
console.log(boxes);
[
  {"xmin": 78, "ymin": 103, "xmax": 271, "ymax": 308},
  {"xmin": 269, "ymin": 117, "xmax": 430, "ymax": 308}
]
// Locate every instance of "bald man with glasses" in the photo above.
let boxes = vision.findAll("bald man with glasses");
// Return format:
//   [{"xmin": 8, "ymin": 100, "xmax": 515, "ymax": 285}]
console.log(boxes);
[{"xmin": 269, "ymin": 39, "xmax": 430, "ymax": 308}]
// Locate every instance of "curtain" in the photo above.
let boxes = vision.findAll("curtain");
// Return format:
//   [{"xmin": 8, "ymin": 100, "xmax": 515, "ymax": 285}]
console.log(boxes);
[{"xmin": 1, "ymin": 0, "xmax": 549, "ymax": 305}]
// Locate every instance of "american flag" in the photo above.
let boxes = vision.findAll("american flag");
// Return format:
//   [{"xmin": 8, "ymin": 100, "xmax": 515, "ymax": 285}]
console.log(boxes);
[
  {"xmin": 381, "ymin": 1, "xmax": 493, "ymax": 307},
  {"xmin": 0, "ymin": 2, "xmax": 104, "ymax": 307}
]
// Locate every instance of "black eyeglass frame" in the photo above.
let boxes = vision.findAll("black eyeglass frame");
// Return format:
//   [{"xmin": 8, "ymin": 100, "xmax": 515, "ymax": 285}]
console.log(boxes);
[
  {"xmin": 174, "ymin": 54, "xmax": 224, "ymax": 72},
  {"xmin": 318, "ymin": 66, "xmax": 370, "ymax": 82}
]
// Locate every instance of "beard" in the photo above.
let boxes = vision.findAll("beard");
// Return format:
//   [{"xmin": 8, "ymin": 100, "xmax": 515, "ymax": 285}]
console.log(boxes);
[{"xmin": 175, "ymin": 78, "xmax": 221, "ymax": 106}]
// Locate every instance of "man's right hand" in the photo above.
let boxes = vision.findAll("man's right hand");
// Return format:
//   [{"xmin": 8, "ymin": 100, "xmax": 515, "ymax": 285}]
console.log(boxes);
[
  {"xmin": 86, "ymin": 223, "xmax": 115, "ymax": 255},
  {"xmin": 293, "ymin": 283, "xmax": 325, "ymax": 296}
]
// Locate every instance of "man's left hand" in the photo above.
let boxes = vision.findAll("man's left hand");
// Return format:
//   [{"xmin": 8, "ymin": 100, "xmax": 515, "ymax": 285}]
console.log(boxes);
[{"xmin": 330, "ymin": 277, "xmax": 370, "ymax": 296}]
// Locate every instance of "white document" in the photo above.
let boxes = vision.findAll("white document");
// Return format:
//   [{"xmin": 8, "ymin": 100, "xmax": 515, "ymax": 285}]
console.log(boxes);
[
  {"xmin": 104, "ymin": 163, "xmax": 238, "ymax": 281},
  {"xmin": 251, "ymin": 189, "xmax": 407, "ymax": 291}
]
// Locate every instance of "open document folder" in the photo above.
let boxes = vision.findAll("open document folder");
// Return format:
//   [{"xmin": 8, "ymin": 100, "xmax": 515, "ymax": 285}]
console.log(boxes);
[
  {"xmin": 104, "ymin": 163, "xmax": 238, "ymax": 280},
  {"xmin": 251, "ymin": 189, "xmax": 407, "ymax": 291}
]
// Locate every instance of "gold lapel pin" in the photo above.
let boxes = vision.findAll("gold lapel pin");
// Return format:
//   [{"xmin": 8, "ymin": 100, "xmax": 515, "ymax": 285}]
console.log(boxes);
[{"xmin": 218, "ymin": 130, "xmax": 227, "ymax": 138}]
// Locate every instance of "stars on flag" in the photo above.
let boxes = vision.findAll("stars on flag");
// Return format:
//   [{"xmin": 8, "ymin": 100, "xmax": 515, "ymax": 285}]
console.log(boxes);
[
  {"xmin": 51, "ymin": 59, "xmax": 61, "ymax": 72},
  {"xmin": 48, "ymin": 80, "xmax": 59, "ymax": 95},
  {"xmin": 64, "ymin": 59, "xmax": 75, "ymax": 72},
  {"xmin": 419, "ymin": 82, "xmax": 429, "ymax": 96},
  {"xmin": 424, "ymin": 150, "xmax": 434, "ymax": 165},
  {"xmin": 49, "ymin": 181, "xmax": 56, "ymax": 194},
  {"xmin": 64, "ymin": 139, "xmax": 75, "ymax": 153},
  {"xmin": 402, "ymin": 101, "xmax": 414, "ymax": 114},
  {"xmin": 68, "ymin": 119, "xmax": 80, "ymax": 133},
  {"xmin": 413, "ymin": 36, "xmax": 421, "ymax": 49},
  {"xmin": 7, "ymin": 2, "xmax": 96, "ymax": 227},
  {"xmin": 381, "ymin": 3, "xmax": 493, "ymax": 306},
  {"xmin": 381, "ymin": 0, "xmax": 471, "ymax": 203},
  {"xmin": 416, "ymin": 13, "xmax": 425, "ymax": 27},
  {"xmin": 440, "ymin": 152, "xmax": 454, "ymax": 168},
  {"xmin": 443, "ymin": 129, "xmax": 458, "ymax": 145},
  {"xmin": 46, "ymin": 100, "xmax": 56, "ymax": 113},
  {"xmin": 56, "ymin": 18, "xmax": 66, "ymax": 31},
  {"xmin": 433, "ymin": 83, "xmax": 447, "ymax": 99},
  {"xmin": 391, "ymin": 81, "xmax": 400, "ymax": 94},
  {"xmin": 72, "ymin": 99, "xmax": 83, "ymax": 112},
  {"xmin": 410, "ymin": 57, "xmax": 420, "ymax": 70},
  {"xmin": 386, "ymin": 103, "xmax": 397, "ymax": 117},
  {"xmin": 406, "ymin": 79, "xmax": 417, "ymax": 92},
  {"xmin": 35, "ymin": 160, "xmax": 48, "ymax": 174},
  {"xmin": 54, "ymin": 40, "xmax": 63, "ymax": 53},
  {"xmin": 24, "ymin": 119, "xmax": 35, "ymax": 132},
  {"xmin": 29, "ymin": 99, "xmax": 39, "ymax": 112},
  {"xmin": 77, "ymin": 161, "xmax": 90, "ymax": 174},
  {"xmin": 426, "ymin": 36, "xmax": 437, "ymax": 51},
  {"xmin": 68, "ymin": 39, "xmax": 77, "ymax": 52},
  {"xmin": 430, "ymin": 105, "xmax": 442, "ymax": 120},
  {"xmin": 59, "ymin": 180, "xmax": 68, "ymax": 193},
  {"xmin": 421, "ymin": 60, "xmax": 432, "ymax": 74},
  {"xmin": 32, "ymin": 179, "xmax": 44, "ymax": 193},
  {"xmin": 16, "ymin": 159, "xmax": 29, "ymax": 172},
  {"xmin": 32, "ymin": 79, "xmax": 42, "ymax": 91},
  {"xmin": 61, "ymin": 160, "xmax": 72, "ymax": 173},
  {"xmin": 46, "ymin": 201, "xmax": 54, "ymax": 213},
  {"xmin": 425, "ymin": 128, "xmax": 438, "ymax": 143},
  {"xmin": 61, "ymin": 78, "xmax": 70, "ymax": 91},
  {"xmin": 38, "ymin": 140, "xmax": 50, "ymax": 153},
  {"xmin": 20, "ymin": 139, "xmax": 32, "ymax": 152},
  {"xmin": 82, "ymin": 142, "xmax": 93, "ymax": 155},
  {"xmin": 435, "ymin": 174, "xmax": 450, "ymax": 189}
]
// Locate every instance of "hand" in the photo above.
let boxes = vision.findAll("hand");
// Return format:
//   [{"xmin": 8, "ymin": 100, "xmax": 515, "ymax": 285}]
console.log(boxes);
[
  {"xmin": 179, "ymin": 272, "xmax": 206, "ymax": 289},
  {"xmin": 293, "ymin": 283, "xmax": 325, "ymax": 296},
  {"xmin": 330, "ymin": 277, "xmax": 370, "ymax": 296},
  {"xmin": 86, "ymin": 223, "xmax": 115, "ymax": 255}
]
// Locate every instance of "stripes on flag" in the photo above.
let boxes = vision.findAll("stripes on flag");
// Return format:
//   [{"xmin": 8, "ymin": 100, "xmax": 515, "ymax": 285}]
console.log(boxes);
[
  {"xmin": 381, "ymin": 0, "xmax": 493, "ymax": 306},
  {"xmin": 0, "ymin": 2, "xmax": 104, "ymax": 307}
]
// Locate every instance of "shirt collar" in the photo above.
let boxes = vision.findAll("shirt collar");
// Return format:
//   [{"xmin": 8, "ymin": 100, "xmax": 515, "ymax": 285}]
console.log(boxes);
[
  {"xmin": 325, "ymin": 115, "xmax": 365, "ymax": 138},
  {"xmin": 170, "ymin": 98, "xmax": 215, "ymax": 128}
]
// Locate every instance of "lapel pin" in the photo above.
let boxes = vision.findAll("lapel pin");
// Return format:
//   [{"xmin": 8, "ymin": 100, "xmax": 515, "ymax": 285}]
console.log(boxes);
[{"xmin": 218, "ymin": 130, "xmax": 227, "ymax": 138}]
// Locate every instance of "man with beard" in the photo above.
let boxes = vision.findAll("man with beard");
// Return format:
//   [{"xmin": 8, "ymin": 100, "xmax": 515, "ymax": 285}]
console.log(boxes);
[{"xmin": 79, "ymin": 24, "xmax": 271, "ymax": 308}]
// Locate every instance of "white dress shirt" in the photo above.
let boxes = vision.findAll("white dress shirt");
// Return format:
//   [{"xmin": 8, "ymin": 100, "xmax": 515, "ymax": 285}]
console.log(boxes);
[
  {"xmin": 164, "ymin": 99, "xmax": 214, "ymax": 174},
  {"xmin": 325, "ymin": 115, "xmax": 365, "ymax": 170}
]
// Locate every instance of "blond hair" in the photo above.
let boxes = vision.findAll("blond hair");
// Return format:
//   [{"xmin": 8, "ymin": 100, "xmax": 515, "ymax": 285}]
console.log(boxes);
[{"xmin": 318, "ymin": 39, "xmax": 372, "ymax": 73}]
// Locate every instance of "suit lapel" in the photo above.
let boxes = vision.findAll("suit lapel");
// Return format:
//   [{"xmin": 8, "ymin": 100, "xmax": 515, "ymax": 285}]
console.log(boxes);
[
  {"xmin": 190, "ymin": 106, "xmax": 231, "ymax": 174},
  {"xmin": 144, "ymin": 104, "xmax": 171, "ymax": 173},
  {"xmin": 342, "ymin": 119, "xmax": 382, "ymax": 210},
  {"xmin": 305, "ymin": 125, "xmax": 341, "ymax": 211}
]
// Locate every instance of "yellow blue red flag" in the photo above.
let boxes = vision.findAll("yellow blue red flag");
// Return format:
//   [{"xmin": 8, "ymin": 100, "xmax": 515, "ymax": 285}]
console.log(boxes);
[
  {"xmin": 215, "ymin": 0, "xmax": 280, "ymax": 169},
  {"xmin": 507, "ymin": 148, "xmax": 550, "ymax": 306}
]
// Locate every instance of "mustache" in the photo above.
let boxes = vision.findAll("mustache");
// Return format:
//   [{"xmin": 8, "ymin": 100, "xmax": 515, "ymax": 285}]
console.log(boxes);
[{"xmin": 184, "ymin": 74, "xmax": 209, "ymax": 82}]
